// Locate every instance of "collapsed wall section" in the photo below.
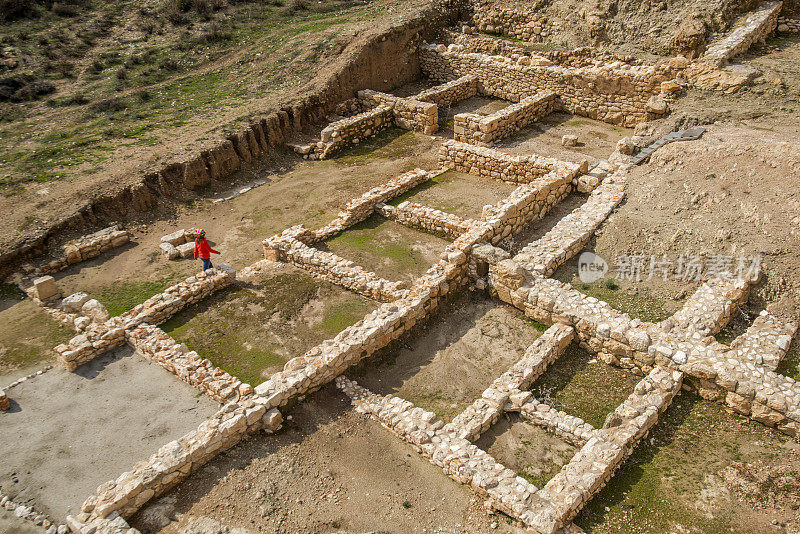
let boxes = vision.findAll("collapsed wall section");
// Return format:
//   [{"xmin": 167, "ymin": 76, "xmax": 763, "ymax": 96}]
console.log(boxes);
[
  {"xmin": 454, "ymin": 91, "xmax": 557, "ymax": 146},
  {"xmin": 420, "ymin": 43, "xmax": 675, "ymax": 126}
]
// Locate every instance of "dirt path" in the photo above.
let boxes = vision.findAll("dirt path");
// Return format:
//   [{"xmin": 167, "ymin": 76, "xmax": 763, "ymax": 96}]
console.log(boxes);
[{"xmin": 0, "ymin": 346, "xmax": 219, "ymax": 522}]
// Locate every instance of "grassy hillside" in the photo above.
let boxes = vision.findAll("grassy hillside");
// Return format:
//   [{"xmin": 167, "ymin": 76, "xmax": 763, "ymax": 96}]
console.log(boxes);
[{"xmin": 0, "ymin": 0, "xmax": 397, "ymax": 194}]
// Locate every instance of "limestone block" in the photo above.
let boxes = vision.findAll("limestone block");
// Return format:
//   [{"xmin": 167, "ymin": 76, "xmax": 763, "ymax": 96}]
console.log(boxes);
[
  {"xmin": 33, "ymin": 276, "xmax": 59, "ymax": 300},
  {"xmin": 562, "ymin": 135, "xmax": 578, "ymax": 147},
  {"xmin": 0, "ymin": 391, "xmax": 8, "ymax": 411},
  {"xmin": 160, "ymin": 242, "xmax": 180, "ymax": 260},
  {"xmin": 61, "ymin": 292, "xmax": 90, "ymax": 314},
  {"xmin": 176, "ymin": 242, "xmax": 195, "ymax": 259},
  {"xmin": 82, "ymin": 299, "xmax": 111, "ymax": 324},
  {"xmin": 161, "ymin": 229, "xmax": 187, "ymax": 246}
]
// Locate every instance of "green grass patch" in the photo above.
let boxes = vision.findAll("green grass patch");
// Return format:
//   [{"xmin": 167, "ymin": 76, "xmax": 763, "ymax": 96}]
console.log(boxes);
[
  {"xmin": 335, "ymin": 127, "xmax": 421, "ymax": 165},
  {"xmin": 532, "ymin": 343, "xmax": 635, "ymax": 428},
  {"xmin": 576, "ymin": 393, "xmax": 789, "ymax": 533},
  {"xmin": 97, "ymin": 277, "xmax": 181, "ymax": 317},
  {"xmin": 320, "ymin": 298, "xmax": 373, "ymax": 337},
  {"xmin": 566, "ymin": 277, "xmax": 675, "ymax": 324},
  {"xmin": 0, "ymin": 299, "xmax": 73, "ymax": 371}
]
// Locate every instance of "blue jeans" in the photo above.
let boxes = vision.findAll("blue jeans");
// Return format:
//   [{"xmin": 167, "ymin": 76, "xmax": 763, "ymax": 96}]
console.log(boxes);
[{"xmin": 201, "ymin": 258, "xmax": 213, "ymax": 271}]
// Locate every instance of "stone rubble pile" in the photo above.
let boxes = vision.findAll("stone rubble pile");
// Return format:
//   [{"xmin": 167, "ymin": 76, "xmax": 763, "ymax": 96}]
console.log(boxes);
[
  {"xmin": 313, "ymin": 168, "xmax": 431, "ymax": 241},
  {"xmin": 420, "ymin": 43, "xmax": 676, "ymax": 126},
  {"xmin": 77, "ymin": 399, "xmax": 282, "ymax": 524},
  {"xmin": 54, "ymin": 266, "xmax": 236, "ymax": 371},
  {"xmin": 376, "ymin": 201, "xmax": 472, "ymax": 239},
  {"xmin": 512, "ymin": 174, "xmax": 626, "ymax": 276},
  {"xmin": 703, "ymin": 1, "xmax": 782, "ymax": 66},
  {"xmin": 358, "ymin": 90, "xmax": 438, "ymax": 135},
  {"xmin": 729, "ymin": 311, "xmax": 797, "ymax": 371},
  {"xmin": 777, "ymin": 17, "xmax": 800, "ymax": 33},
  {"xmin": 439, "ymin": 139, "xmax": 583, "ymax": 185},
  {"xmin": 468, "ymin": 3, "xmax": 559, "ymax": 43},
  {"xmin": 414, "ymin": 75, "xmax": 478, "ymax": 106},
  {"xmin": 336, "ymin": 377, "xmax": 565, "ymax": 533},
  {"xmin": 447, "ymin": 323, "xmax": 575, "ymax": 442},
  {"xmin": 454, "ymin": 91, "xmax": 557, "ymax": 146},
  {"xmin": 31, "ymin": 226, "xmax": 131, "ymax": 277},
  {"xmin": 127, "ymin": 324, "xmax": 251, "ymax": 403},
  {"xmin": 159, "ymin": 228, "xmax": 203, "ymax": 260},
  {"xmin": 263, "ymin": 230, "xmax": 410, "ymax": 302}
]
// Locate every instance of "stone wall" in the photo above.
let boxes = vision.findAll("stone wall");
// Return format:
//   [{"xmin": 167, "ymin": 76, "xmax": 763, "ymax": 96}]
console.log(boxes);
[
  {"xmin": 32, "ymin": 226, "xmax": 131, "ymax": 277},
  {"xmin": 376, "ymin": 201, "xmax": 472, "ymax": 239},
  {"xmin": 439, "ymin": 139, "xmax": 583, "ymax": 185},
  {"xmin": 310, "ymin": 105, "xmax": 395, "ymax": 159},
  {"xmin": 313, "ymin": 168, "xmax": 431, "ymax": 241},
  {"xmin": 78, "ymin": 398, "xmax": 282, "ymax": 522},
  {"xmin": 420, "ymin": 43, "xmax": 675, "ymax": 126},
  {"xmin": 55, "ymin": 266, "xmax": 236, "ymax": 371},
  {"xmin": 729, "ymin": 311, "xmax": 797, "ymax": 371},
  {"xmin": 704, "ymin": 1, "xmax": 782, "ymax": 66},
  {"xmin": 263, "ymin": 230, "xmax": 410, "ymax": 302},
  {"xmin": 778, "ymin": 17, "xmax": 800, "ymax": 32},
  {"xmin": 512, "ymin": 174, "xmax": 626, "ymax": 276},
  {"xmin": 454, "ymin": 91, "xmax": 557, "ymax": 146},
  {"xmin": 414, "ymin": 75, "xmax": 478, "ymax": 107},
  {"xmin": 127, "ymin": 324, "xmax": 251, "ymax": 403},
  {"xmin": 468, "ymin": 3, "xmax": 560, "ymax": 43},
  {"xmin": 358, "ymin": 90, "xmax": 439, "ymax": 134}
]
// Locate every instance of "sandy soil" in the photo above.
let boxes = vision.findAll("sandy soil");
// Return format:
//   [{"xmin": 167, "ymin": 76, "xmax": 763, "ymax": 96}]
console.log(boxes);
[
  {"xmin": 357, "ymin": 293, "xmax": 542, "ymax": 422},
  {"xmin": 497, "ymin": 112, "xmax": 633, "ymax": 165},
  {"xmin": 136, "ymin": 386, "xmax": 523, "ymax": 534},
  {"xmin": 389, "ymin": 169, "xmax": 518, "ymax": 220},
  {"xmin": 0, "ymin": 345, "xmax": 219, "ymax": 522}
]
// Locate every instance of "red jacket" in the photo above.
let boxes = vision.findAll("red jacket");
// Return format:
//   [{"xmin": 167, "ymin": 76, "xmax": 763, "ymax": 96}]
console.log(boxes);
[{"xmin": 194, "ymin": 238, "xmax": 219, "ymax": 259}]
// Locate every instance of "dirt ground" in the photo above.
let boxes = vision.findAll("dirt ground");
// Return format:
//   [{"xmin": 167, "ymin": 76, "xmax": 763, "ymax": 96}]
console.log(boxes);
[
  {"xmin": 497, "ymin": 112, "xmax": 633, "ymax": 165},
  {"xmin": 388, "ymin": 169, "xmax": 518, "ymax": 220},
  {"xmin": 356, "ymin": 292, "xmax": 543, "ymax": 422},
  {"xmin": 0, "ymin": 345, "xmax": 219, "ymax": 523},
  {"xmin": 162, "ymin": 263, "xmax": 378, "ymax": 386},
  {"xmin": 134, "ymin": 387, "xmax": 522, "ymax": 534}
]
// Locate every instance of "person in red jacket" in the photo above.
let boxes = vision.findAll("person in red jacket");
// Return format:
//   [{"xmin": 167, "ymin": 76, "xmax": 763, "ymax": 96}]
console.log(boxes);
[{"xmin": 193, "ymin": 229, "xmax": 220, "ymax": 271}]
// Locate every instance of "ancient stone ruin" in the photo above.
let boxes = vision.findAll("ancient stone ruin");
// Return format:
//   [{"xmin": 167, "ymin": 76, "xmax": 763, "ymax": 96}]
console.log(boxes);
[{"xmin": 1, "ymin": 1, "xmax": 799, "ymax": 533}]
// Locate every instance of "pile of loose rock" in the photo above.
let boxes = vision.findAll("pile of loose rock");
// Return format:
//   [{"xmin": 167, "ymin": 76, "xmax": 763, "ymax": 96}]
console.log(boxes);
[
  {"xmin": 376, "ymin": 201, "xmax": 472, "ymax": 239},
  {"xmin": 1, "ymin": 489, "xmax": 65, "ymax": 533},
  {"xmin": 420, "ymin": 43, "xmax": 675, "ymax": 126},
  {"xmin": 440, "ymin": 139, "xmax": 584, "ymax": 185},
  {"xmin": 127, "ymin": 324, "xmax": 251, "ymax": 403},
  {"xmin": 28, "ymin": 226, "xmax": 131, "ymax": 277},
  {"xmin": 159, "ymin": 228, "xmax": 203, "ymax": 260},
  {"xmin": 703, "ymin": 1, "xmax": 782, "ymax": 66},
  {"xmin": 454, "ymin": 91, "xmax": 557, "ymax": 146}
]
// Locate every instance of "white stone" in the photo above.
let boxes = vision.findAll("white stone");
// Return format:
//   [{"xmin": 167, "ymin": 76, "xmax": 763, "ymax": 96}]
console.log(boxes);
[{"xmin": 33, "ymin": 276, "xmax": 59, "ymax": 300}]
